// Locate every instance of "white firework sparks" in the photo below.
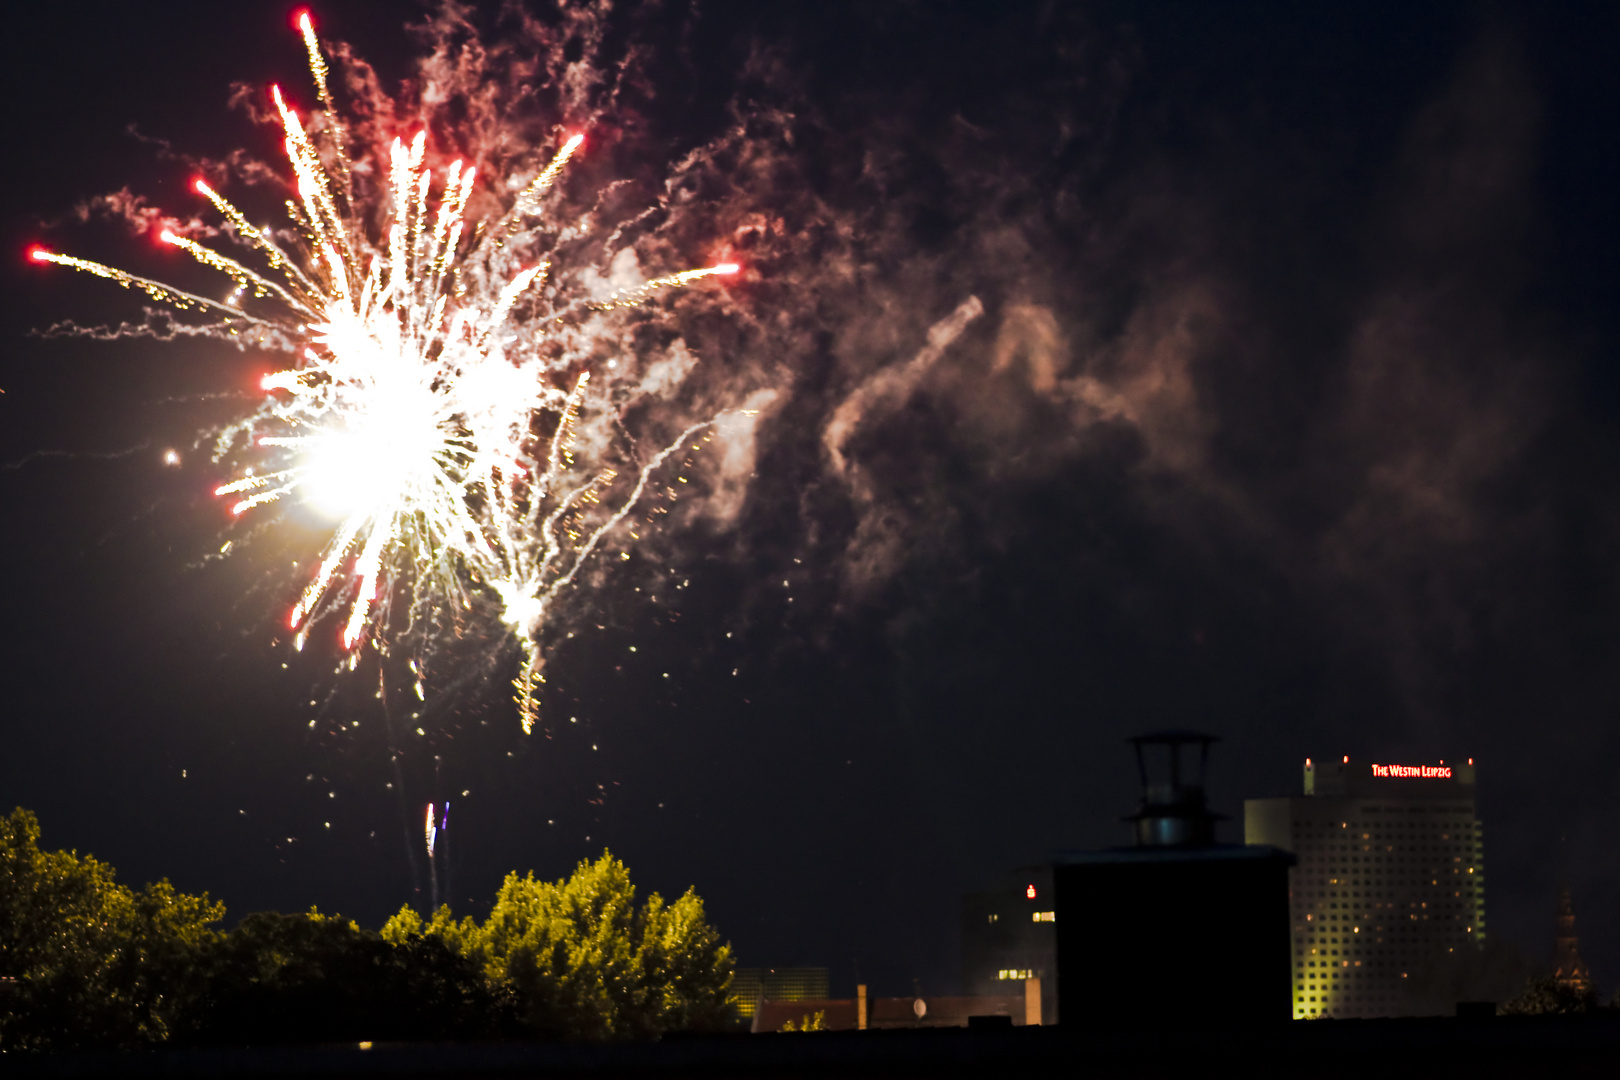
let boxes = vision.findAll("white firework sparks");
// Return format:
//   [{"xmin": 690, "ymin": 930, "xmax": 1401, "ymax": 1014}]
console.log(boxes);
[{"xmin": 32, "ymin": 12, "xmax": 742, "ymax": 733}]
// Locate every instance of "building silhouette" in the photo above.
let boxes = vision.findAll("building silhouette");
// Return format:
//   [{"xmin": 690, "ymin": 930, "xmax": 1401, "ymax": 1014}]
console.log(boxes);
[
  {"xmin": 959, "ymin": 865, "xmax": 1056, "ymax": 1023},
  {"xmin": 1055, "ymin": 732, "xmax": 1296, "ymax": 1026},
  {"xmin": 1245, "ymin": 756, "xmax": 1485, "ymax": 1019}
]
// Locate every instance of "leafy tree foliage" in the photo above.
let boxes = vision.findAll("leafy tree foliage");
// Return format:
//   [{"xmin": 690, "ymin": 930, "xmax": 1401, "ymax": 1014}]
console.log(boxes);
[
  {"xmin": 0, "ymin": 807, "xmax": 223, "ymax": 1050},
  {"xmin": 2, "ymin": 812, "xmax": 731, "ymax": 1048},
  {"xmin": 780, "ymin": 1010, "xmax": 827, "ymax": 1032},
  {"xmin": 384, "ymin": 851, "xmax": 735, "ymax": 1040}
]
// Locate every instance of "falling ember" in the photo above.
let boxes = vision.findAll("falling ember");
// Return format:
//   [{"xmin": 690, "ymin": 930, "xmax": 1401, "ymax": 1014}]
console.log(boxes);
[{"xmin": 34, "ymin": 13, "xmax": 747, "ymax": 733}]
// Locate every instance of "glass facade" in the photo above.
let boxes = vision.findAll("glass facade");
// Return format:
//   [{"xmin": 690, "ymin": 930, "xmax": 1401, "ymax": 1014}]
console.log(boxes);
[
  {"xmin": 731, "ymin": 967, "xmax": 831, "ymax": 1022},
  {"xmin": 1246, "ymin": 758, "xmax": 1484, "ymax": 1019}
]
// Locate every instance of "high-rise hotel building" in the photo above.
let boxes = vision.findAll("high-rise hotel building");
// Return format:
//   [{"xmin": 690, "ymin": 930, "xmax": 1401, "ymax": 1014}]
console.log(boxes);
[{"xmin": 1245, "ymin": 757, "xmax": 1485, "ymax": 1019}]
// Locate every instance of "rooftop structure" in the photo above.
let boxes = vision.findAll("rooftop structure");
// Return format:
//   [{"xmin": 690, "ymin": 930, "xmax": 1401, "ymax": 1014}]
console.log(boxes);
[
  {"xmin": 1056, "ymin": 733, "xmax": 1296, "ymax": 1026},
  {"xmin": 1125, "ymin": 730, "xmax": 1227, "ymax": 847}
]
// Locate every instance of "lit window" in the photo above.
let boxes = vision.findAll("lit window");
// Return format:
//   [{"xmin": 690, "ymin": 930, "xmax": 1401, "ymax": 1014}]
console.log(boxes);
[{"xmin": 1032, "ymin": 911, "xmax": 1055, "ymax": 923}]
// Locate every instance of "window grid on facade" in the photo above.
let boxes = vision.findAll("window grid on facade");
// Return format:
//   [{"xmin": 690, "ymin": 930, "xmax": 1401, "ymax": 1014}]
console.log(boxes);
[
  {"xmin": 1246, "ymin": 759, "xmax": 1484, "ymax": 1021},
  {"xmin": 730, "ymin": 968, "xmax": 831, "ymax": 1021}
]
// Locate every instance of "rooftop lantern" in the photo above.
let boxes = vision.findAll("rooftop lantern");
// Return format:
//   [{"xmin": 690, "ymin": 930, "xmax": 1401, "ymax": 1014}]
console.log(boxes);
[{"xmin": 1125, "ymin": 730, "xmax": 1226, "ymax": 847}]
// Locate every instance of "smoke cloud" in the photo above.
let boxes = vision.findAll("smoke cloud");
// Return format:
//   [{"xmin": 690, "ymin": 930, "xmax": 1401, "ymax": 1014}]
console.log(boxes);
[{"xmin": 47, "ymin": 5, "xmax": 1601, "ymax": 743}]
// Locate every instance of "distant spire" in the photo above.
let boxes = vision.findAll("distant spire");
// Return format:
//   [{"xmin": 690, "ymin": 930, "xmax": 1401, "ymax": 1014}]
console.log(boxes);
[{"xmin": 1553, "ymin": 887, "xmax": 1593, "ymax": 993}]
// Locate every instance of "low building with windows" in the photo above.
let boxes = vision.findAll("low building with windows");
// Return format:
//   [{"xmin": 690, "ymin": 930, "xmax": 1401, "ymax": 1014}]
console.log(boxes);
[
  {"xmin": 1245, "ymin": 756, "xmax": 1485, "ymax": 1019},
  {"xmin": 751, "ymin": 991, "xmax": 1032, "ymax": 1033}
]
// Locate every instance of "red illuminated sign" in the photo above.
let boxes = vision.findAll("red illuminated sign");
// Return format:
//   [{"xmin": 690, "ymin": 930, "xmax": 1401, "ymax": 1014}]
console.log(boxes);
[
  {"xmin": 1370, "ymin": 763, "xmax": 1452, "ymax": 779},
  {"xmin": 1026, "ymin": 884, "xmax": 1037, "ymax": 900}
]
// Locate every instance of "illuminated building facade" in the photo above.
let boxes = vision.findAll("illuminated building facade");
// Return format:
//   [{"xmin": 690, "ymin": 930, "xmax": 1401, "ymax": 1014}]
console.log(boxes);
[{"xmin": 1245, "ymin": 757, "xmax": 1485, "ymax": 1019}]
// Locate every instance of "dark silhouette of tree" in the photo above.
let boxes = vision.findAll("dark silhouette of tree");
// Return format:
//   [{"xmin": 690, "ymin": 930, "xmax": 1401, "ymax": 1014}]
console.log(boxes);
[
  {"xmin": 191, "ymin": 909, "xmax": 516, "ymax": 1044},
  {"xmin": 1500, "ymin": 975, "xmax": 1600, "ymax": 1015},
  {"xmin": 384, "ymin": 850, "xmax": 735, "ymax": 1040}
]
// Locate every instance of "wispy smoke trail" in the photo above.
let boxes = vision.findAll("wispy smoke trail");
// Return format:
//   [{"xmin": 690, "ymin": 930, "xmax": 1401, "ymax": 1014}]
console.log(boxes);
[
  {"xmin": 824, "ymin": 296, "xmax": 984, "ymax": 479},
  {"xmin": 3, "ymin": 444, "xmax": 153, "ymax": 473},
  {"xmin": 822, "ymin": 297, "xmax": 984, "ymax": 590}
]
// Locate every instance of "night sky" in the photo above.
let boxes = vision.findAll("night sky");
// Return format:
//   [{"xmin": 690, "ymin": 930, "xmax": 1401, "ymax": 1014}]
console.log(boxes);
[{"xmin": 3, "ymin": 1, "xmax": 1620, "ymax": 1003}]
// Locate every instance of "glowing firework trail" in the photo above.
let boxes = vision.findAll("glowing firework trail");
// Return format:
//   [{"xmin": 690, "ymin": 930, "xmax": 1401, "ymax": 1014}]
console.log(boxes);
[
  {"xmin": 425, "ymin": 800, "xmax": 449, "ymax": 857},
  {"xmin": 425, "ymin": 799, "xmax": 450, "ymax": 907},
  {"xmin": 33, "ymin": 13, "xmax": 743, "ymax": 732}
]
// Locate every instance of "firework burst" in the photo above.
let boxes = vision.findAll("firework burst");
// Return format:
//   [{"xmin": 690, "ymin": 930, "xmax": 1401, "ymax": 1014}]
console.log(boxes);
[{"xmin": 32, "ymin": 12, "xmax": 743, "ymax": 733}]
